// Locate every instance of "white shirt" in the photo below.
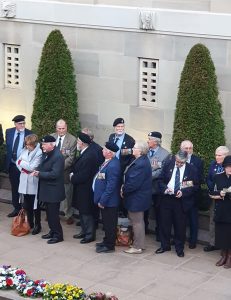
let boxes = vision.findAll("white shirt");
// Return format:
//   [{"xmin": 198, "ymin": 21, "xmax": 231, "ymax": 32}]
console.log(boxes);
[
  {"xmin": 56, "ymin": 135, "xmax": 65, "ymax": 149},
  {"xmin": 167, "ymin": 163, "xmax": 186, "ymax": 192}
]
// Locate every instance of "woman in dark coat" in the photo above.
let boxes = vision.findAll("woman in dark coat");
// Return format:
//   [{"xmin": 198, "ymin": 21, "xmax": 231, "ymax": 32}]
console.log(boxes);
[
  {"xmin": 121, "ymin": 140, "xmax": 152, "ymax": 254},
  {"xmin": 209, "ymin": 155, "xmax": 231, "ymax": 268}
]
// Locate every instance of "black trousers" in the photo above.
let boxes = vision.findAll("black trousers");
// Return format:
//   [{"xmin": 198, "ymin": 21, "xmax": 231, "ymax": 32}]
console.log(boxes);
[
  {"xmin": 144, "ymin": 194, "xmax": 160, "ymax": 235},
  {"xmin": 159, "ymin": 195, "xmax": 186, "ymax": 253},
  {"xmin": 9, "ymin": 163, "xmax": 21, "ymax": 211},
  {"xmin": 101, "ymin": 207, "xmax": 118, "ymax": 249},
  {"xmin": 23, "ymin": 194, "xmax": 41, "ymax": 229},
  {"xmin": 46, "ymin": 202, "xmax": 63, "ymax": 240}
]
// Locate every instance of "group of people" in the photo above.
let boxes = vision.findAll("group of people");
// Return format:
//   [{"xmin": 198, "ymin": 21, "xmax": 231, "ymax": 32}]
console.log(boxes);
[{"xmin": 3, "ymin": 114, "xmax": 231, "ymax": 268}]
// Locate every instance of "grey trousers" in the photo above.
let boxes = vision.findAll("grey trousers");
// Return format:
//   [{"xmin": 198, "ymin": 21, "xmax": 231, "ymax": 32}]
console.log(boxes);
[
  {"xmin": 60, "ymin": 183, "xmax": 74, "ymax": 219},
  {"xmin": 209, "ymin": 201, "xmax": 215, "ymax": 246},
  {"xmin": 128, "ymin": 211, "xmax": 145, "ymax": 250}
]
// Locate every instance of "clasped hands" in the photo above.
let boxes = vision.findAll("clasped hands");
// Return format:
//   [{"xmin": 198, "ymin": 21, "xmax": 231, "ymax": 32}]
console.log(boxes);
[{"xmin": 165, "ymin": 188, "xmax": 182, "ymax": 198}]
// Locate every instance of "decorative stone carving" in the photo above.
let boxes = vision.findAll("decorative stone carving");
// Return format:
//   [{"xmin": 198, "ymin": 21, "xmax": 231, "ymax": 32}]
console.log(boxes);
[
  {"xmin": 1, "ymin": 0, "xmax": 16, "ymax": 18},
  {"xmin": 139, "ymin": 11, "xmax": 154, "ymax": 30}
]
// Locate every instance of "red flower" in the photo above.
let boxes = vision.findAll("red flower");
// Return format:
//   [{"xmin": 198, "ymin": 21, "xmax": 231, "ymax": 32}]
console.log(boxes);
[
  {"xmin": 27, "ymin": 289, "xmax": 33, "ymax": 296},
  {"xmin": 6, "ymin": 278, "xmax": 13, "ymax": 286},
  {"xmin": 16, "ymin": 269, "xmax": 26, "ymax": 275},
  {"xmin": 34, "ymin": 280, "xmax": 40, "ymax": 285}
]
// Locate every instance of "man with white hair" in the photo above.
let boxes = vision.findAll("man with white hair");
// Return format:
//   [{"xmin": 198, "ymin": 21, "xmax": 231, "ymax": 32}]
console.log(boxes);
[
  {"xmin": 180, "ymin": 140, "xmax": 204, "ymax": 249},
  {"xmin": 145, "ymin": 131, "xmax": 170, "ymax": 238},
  {"xmin": 204, "ymin": 145, "xmax": 230, "ymax": 252}
]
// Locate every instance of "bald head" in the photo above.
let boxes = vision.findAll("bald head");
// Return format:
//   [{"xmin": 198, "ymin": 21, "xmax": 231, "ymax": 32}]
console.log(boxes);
[{"xmin": 180, "ymin": 140, "xmax": 193, "ymax": 155}]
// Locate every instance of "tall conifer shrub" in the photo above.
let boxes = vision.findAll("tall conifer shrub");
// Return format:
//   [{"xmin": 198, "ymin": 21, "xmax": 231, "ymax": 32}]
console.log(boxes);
[
  {"xmin": 171, "ymin": 43, "xmax": 225, "ymax": 174},
  {"xmin": 31, "ymin": 29, "xmax": 80, "ymax": 137}
]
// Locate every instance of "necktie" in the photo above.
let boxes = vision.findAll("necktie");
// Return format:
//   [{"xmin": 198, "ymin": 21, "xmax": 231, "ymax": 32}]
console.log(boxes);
[
  {"xmin": 174, "ymin": 167, "xmax": 181, "ymax": 194},
  {"xmin": 12, "ymin": 132, "xmax": 20, "ymax": 161},
  {"xmin": 114, "ymin": 137, "xmax": 119, "ymax": 144},
  {"xmin": 149, "ymin": 149, "xmax": 155, "ymax": 157},
  {"xmin": 57, "ymin": 137, "xmax": 62, "ymax": 149}
]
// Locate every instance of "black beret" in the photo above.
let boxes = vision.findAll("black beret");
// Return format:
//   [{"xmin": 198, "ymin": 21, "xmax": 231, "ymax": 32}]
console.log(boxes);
[
  {"xmin": 148, "ymin": 131, "xmax": 162, "ymax": 139},
  {"xmin": 223, "ymin": 155, "xmax": 231, "ymax": 168},
  {"xmin": 113, "ymin": 118, "xmax": 124, "ymax": 127},
  {"xmin": 105, "ymin": 141, "xmax": 119, "ymax": 153},
  {"xmin": 12, "ymin": 115, "xmax": 25, "ymax": 123},
  {"xmin": 41, "ymin": 135, "xmax": 56, "ymax": 143},
  {"xmin": 78, "ymin": 132, "xmax": 91, "ymax": 144}
]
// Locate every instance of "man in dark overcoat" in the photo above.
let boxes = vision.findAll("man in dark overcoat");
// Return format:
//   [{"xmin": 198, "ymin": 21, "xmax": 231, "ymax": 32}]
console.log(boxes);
[
  {"xmin": 70, "ymin": 132, "xmax": 98, "ymax": 244},
  {"xmin": 32, "ymin": 135, "xmax": 65, "ymax": 244},
  {"xmin": 156, "ymin": 150, "xmax": 199, "ymax": 257},
  {"xmin": 5, "ymin": 115, "xmax": 32, "ymax": 217}
]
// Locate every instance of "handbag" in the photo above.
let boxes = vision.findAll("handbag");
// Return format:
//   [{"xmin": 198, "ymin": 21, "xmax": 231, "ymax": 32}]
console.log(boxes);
[
  {"xmin": 116, "ymin": 225, "xmax": 133, "ymax": 246},
  {"xmin": 11, "ymin": 209, "xmax": 30, "ymax": 237}
]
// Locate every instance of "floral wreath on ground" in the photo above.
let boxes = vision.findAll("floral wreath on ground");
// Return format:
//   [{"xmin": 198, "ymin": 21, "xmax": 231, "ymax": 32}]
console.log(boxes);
[{"xmin": 0, "ymin": 266, "xmax": 118, "ymax": 299}]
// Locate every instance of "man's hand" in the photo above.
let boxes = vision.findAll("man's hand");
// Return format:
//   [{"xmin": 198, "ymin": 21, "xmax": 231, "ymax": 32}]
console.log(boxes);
[
  {"xmin": 31, "ymin": 170, "xmax": 39, "ymax": 177},
  {"xmin": 69, "ymin": 172, "xmax": 73, "ymax": 180},
  {"xmin": 164, "ymin": 188, "xmax": 174, "ymax": 195},
  {"xmin": 98, "ymin": 203, "xmax": 104, "ymax": 209},
  {"xmin": 175, "ymin": 190, "xmax": 182, "ymax": 198}
]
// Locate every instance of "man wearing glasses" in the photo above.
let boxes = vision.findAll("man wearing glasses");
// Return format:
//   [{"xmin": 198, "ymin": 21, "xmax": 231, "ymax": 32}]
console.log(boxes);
[
  {"xmin": 5, "ymin": 115, "xmax": 32, "ymax": 217},
  {"xmin": 156, "ymin": 150, "xmax": 199, "ymax": 257}
]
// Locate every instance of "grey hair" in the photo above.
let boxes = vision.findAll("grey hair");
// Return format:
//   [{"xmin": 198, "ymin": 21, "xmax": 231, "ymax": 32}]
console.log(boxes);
[
  {"xmin": 216, "ymin": 146, "xmax": 230, "ymax": 156},
  {"xmin": 82, "ymin": 127, "xmax": 94, "ymax": 140},
  {"xmin": 175, "ymin": 150, "xmax": 188, "ymax": 161},
  {"xmin": 150, "ymin": 137, "xmax": 161, "ymax": 145},
  {"xmin": 135, "ymin": 140, "xmax": 149, "ymax": 155}
]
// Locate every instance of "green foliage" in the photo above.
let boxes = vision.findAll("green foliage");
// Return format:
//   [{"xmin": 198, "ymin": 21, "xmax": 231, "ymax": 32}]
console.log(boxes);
[
  {"xmin": 171, "ymin": 43, "xmax": 225, "ymax": 174},
  {"xmin": 31, "ymin": 29, "xmax": 80, "ymax": 138}
]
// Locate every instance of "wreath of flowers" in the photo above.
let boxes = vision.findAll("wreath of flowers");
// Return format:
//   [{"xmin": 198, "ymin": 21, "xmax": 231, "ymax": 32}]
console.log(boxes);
[{"xmin": 0, "ymin": 265, "xmax": 118, "ymax": 299}]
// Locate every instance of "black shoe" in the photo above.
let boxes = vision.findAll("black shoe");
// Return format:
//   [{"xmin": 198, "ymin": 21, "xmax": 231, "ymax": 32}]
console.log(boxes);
[
  {"xmin": 96, "ymin": 241, "xmax": 105, "ymax": 247},
  {"xmin": 73, "ymin": 232, "xmax": 85, "ymax": 239},
  {"xmin": 189, "ymin": 243, "xmax": 196, "ymax": 249},
  {"xmin": 32, "ymin": 225, "xmax": 41, "ymax": 235},
  {"xmin": 177, "ymin": 251, "xmax": 185, "ymax": 257},
  {"xmin": 203, "ymin": 245, "xmax": 219, "ymax": 252},
  {"xmin": 80, "ymin": 237, "xmax": 95, "ymax": 244},
  {"xmin": 155, "ymin": 247, "xmax": 171, "ymax": 254},
  {"xmin": 47, "ymin": 238, "xmax": 63, "ymax": 244},
  {"xmin": 7, "ymin": 210, "xmax": 19, "ymax": 218},
  {"xmin": 96, "ymin": 246, "xmax": 115, "ymax": 253},
  {"xmin": 42, "ymin": 233, "xmax": 53, "ymax": 239}
]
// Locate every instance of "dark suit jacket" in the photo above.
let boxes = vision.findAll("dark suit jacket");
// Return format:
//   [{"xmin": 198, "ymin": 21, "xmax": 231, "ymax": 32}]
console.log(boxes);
[
  {"xmin": 5, "ymin": 127, "xmax": 32, "ymax": 170},
  {"xmin": 94, "ymin": 157, "xmax": 121, "ymax": 207},
  {"xmin": 108, "ymin": 132, "xmax": 135, "ymax": 174},
  {"xmin": 122, "ymin": 155, "xmax": 152, "ymax": 212},
  {"xmin": 159, "ymin": 158, "xmax": 199, "ymax": 212},
  {"xmin": 89, "ymin": 141, "xmax": 104, "ymax": 168},
  {"xmin": 71, "ymin": 146, "xmax": 98, "ymax": 214},
  {"xmin": 37, "ymin": 147, "xmax": 65, "ymax": 203},
  {"xmin": 206, "ymin": 160, "xmax": 223, "ymax": 192},
  {"xmin": 189, "ymin": 154, "xmax": 204, "ymax": 184}
]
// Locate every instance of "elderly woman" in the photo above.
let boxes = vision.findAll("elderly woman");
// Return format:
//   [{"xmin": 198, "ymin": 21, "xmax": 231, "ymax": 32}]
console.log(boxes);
[
  {"xmin": 16, "ymin": 134, "xmax": 42, "ymax": 235},
  {"xmin": 209, "ymin": 155, "xmax": 231, "ymax": 268},
  {"xmin": 204, "ymin": 145, "xmax": 230, "ymax": 252},
  {"xmin": 121, "ymin": 140, "xmax": 152, "ymax": 254}
]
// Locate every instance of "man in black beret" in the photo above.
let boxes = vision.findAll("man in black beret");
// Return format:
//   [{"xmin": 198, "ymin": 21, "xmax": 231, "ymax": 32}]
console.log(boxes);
[
  {"xmin": 31, "ymin": 135, "xmax": 65, "ymax": 244},
  {"xmin": 108, "ymin": 117, "xmax": 135, "ymax": 217},
  {"xmin": 5, "ymin": 115, "xmax": 32, "ymax": 217},
  {"xmin": 145, "ymin": 131, "xmax": 170, "ymax": 237},
  {"xmin": 93, "ymin": 142, "xmax": 121, "ymax": 253},
  {"xmin": 70, "ymin": 132, "xmax": 98, "ymax": 243}
]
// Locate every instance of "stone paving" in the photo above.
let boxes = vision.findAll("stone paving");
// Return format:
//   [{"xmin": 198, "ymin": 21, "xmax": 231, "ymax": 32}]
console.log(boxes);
[{"xmin": 0, "ymin": 201, "xmax": 231, "ymax": 300}]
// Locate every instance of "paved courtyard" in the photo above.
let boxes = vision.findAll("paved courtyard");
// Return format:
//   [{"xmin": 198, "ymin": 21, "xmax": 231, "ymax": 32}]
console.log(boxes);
[{"xmin": 0, "ymin": 201, "xmax": 231, "ymax": 300}]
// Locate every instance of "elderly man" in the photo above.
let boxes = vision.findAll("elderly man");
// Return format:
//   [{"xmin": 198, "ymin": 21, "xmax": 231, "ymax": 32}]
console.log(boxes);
[
  {"xmin": 145, "ymin": 131, "xmax": 170, "ymax": 237},
  {"xmin": 32, "ymin": 135, "xmax": 65, "ymax": 244},
  {"xmin": 204, "ymin": 145, "xmax": 230, "ymax": 252},
  {"xmin": 180, "ymin": 140, "xmax": 204, "ymax": 249},
  {"xmin": 6, "ymin": 115, "xmax": 32, "ymax": 217},
  {"xmin": 93, "ymin": 142, "xmax": 121, "ymax": 253},
  {"xmin": 156, "ymin": 150, "xmax": 199, "ymax": 257},
  {"xmin": 70, "ymin": 133, "xmax": 98, "ymax": 244},
  {"xmin": 51, "ymin": 119, "xmax": 76, "ymax": 225}
]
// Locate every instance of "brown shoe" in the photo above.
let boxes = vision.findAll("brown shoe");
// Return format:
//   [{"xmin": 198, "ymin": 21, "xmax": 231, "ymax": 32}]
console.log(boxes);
[
  {"xmin": 224, "ymin": 251, "xmax": 231, "ymax": 269},
  {"xmin": 216, "ymin": 250, "xmax": 227, "ymax": 266},
  {"xmin": 66, "ymin": 217, "xmax": 74, "ymax": 225}
]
